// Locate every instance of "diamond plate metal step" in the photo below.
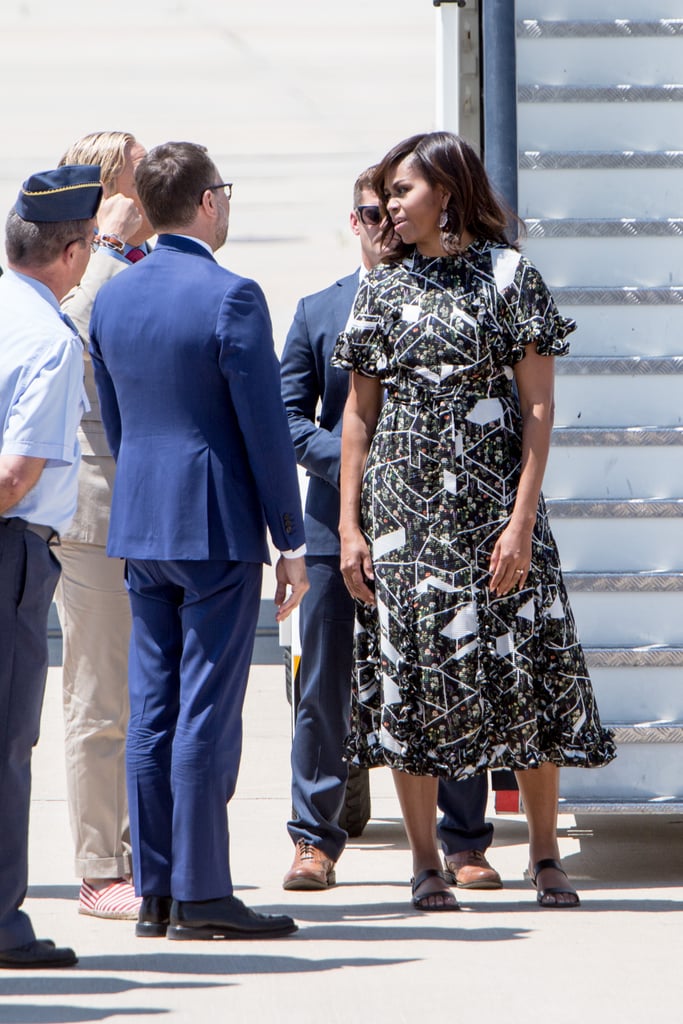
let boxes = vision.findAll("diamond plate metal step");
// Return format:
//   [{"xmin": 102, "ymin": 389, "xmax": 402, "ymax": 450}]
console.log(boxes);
[
  {"xmin": 527, "ymin": 219, "xmax": 683, "ymax": 239},
  {"xmin": 557, "ymin": 799, "xmax": 683, "ymax": 814},
  {"xmin": 553, "ymin": 286, "xmax": 683, "ymax": 304},
  {"xmin": 518, "ymin": 20, "xmax": 683, "ymax": 40},
  {"xmin": 545, "ymin": 498, "xmax": 683, "ymax": 516},
  {"xmin": 584, "ymin": 646, "xmax": 683, "ymax": 667},
  {"xmin": 521, "ymin": 151, "xmax": 683, "ymax": 170},
  {"xmin": 519, "ymin": 84, "xmax": 683, "ymax": 103},
  {"xmin": 552, "ymin": 426, "xmax": 683, "ymax": 445},
  {"xmin": 565, "ymin": 572, "xmax": 683, "ymax": 592},
  {"xmin": 612, "ymin": 723, "xmax": 683, "ymax": 743},
  {"xmin": 554, "ymin": 356, "xmax": 683, "ymax": 374}
]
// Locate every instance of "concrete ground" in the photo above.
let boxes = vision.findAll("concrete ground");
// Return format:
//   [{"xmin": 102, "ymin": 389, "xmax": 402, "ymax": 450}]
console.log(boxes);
[
  {"xmin": 1, "ymin": 3, "xmax": 682, "ymax": 1021},
  {"xmin": 0, "ymin": 662, "xmax": 679, "ymax": 1024}
]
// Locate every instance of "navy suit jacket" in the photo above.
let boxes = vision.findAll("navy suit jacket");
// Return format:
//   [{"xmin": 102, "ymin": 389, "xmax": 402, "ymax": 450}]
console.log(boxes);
[
  {"xmin": 280, "ymin": 271, "xmax": 359, "ymax": 556},
  {"xmin": 90, "ymin": 234, "xmax": 305, "ymax": 562}
]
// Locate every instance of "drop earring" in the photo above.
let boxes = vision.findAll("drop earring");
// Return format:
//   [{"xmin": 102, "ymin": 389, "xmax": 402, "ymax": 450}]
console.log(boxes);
[{"xmin": 438, "ymin": 210, "xmax": 448, "ymax": 229}]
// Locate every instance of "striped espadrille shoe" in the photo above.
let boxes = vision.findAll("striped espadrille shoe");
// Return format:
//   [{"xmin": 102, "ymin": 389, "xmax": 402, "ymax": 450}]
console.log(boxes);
[{"xmin": 78, "ymin": 879, "xmax": 141, "ymax": 920}]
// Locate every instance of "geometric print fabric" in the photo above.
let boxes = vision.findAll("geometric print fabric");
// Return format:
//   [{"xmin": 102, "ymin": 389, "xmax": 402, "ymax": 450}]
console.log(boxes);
[{"xmin": 332, "ymin": 241, "xmax": 616, "ymax": 779}]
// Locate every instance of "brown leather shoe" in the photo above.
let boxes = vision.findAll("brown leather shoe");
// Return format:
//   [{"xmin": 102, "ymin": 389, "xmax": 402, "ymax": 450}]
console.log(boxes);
[
  {"xmin": 443, "ymin": 850, "xmax": 502, "ymax": 890},
  {"xmin": 282, "ymin": 839, "xmax": 336, "ymax": 891}
]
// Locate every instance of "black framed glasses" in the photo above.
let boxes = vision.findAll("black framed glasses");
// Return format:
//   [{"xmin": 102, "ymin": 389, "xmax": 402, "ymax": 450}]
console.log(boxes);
[
  {"xmin": 356, "ymin": 204, "xmax": 381, "ymax": 226},
  {"xmin": 201, "ymin": 182, "xmax": 233, "ymax": 202}
]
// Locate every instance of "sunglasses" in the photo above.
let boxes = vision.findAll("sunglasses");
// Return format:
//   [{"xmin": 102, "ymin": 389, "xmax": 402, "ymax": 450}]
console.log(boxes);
[
  {"xmin": 200, "ymin": 182, "xmax": 233, "ymax": 203},
  {"xmin": 356, "ymin": 204, "xmax": 381, "ymax": 226}
]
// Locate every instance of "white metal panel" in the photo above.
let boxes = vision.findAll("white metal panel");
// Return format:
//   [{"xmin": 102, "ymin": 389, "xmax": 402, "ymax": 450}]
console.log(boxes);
[
  {"xmin": 519, "ymin": 1, "xmax": 683, "ymax": 19},
  {"xmin": 589, "ymin": 667, "xmax": 683, "ymax": 723},
  {"xmin": 560, "ymin": 744, "xmax": 683, "ymax": 801},
  {"xmin": 517, "ymin": 38, "xmax": 683, "ymax": 86},
  {"xmin": 550, "ymin": 519, "xmax": 683, "ymax": 571},
  {"xmin": 570, "ymin": 591, "xmax": 683, "ymax": 646},
  {"xmin": 554, "ymin": 306, "xmax": 683, "ymax": 357},
  {"xmin": 553, "ymin": 375, "xmax": 683, "ymax": 427},
  {"xmin": 520, "ymin": 236, "xmax": 683, "ymax": 288},
  {"xmin": 518, "ymin": 103, "xmax": 683, "ymax": 151},
  {"xmin": 544, "ymin": 446, "xmax": 683, "ymax": 499},
  {"xmin": 519, "ymin": 169, "xmax": 683, "ymax": 219}
]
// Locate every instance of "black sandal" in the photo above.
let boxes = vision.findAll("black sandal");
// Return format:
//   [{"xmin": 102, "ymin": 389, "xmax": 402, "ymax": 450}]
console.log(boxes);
[
  {"xmin": 411, "ymin": 868, "xmax": 460, "ymax": 912},
  {"xmin": 529, "ymin": 858, "xmax": 580, "ymax": 908}
]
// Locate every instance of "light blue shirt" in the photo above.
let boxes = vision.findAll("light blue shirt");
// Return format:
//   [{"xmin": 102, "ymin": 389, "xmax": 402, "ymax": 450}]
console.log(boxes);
[
  {"xmin": 0, "ymin": 270, "xmax": 88, "ymax": 533},
  {"xmin": 105, "ymin": 240, "xmax": 151, "ymax": 264}
]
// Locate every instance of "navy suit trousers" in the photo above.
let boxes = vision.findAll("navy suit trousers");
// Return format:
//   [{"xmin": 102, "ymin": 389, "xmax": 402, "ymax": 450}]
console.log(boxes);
[
  {"xmin": 289, "ymin": 557, "xmax": 493, "ymax": 861},
  {"xmin": 125, "ymin": 557, "xmax": 262, "ymax": 901},
  {"xmin": 0, "ymin": 524, "xmax": 61, "ymax": 951}
]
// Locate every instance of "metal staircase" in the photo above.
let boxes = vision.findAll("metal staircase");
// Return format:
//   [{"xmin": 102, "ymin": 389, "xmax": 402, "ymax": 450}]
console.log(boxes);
[{"xmin": 517, "ymin": 0, "xmax": 683, "ymax": 811}]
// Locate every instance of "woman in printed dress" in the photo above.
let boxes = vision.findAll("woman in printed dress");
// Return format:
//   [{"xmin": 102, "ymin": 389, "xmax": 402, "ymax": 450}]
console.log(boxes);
[{"xmin": 333, "ymin": 132, "xmax": 615, "ymax": 912}]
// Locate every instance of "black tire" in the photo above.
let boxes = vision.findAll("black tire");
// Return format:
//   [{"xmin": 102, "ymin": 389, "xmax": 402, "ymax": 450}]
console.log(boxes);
[{"xmin": 338, "ymin": 764, "xmax": 371, "ymax": 838}]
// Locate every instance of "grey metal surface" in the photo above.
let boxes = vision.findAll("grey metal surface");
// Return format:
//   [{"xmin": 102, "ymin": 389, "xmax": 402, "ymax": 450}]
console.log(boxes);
[
  {"xmin": 521, "ymin": 151, "xmax": 683, "ymax": 169},
  {"xmin": 613, "ymin": 724, "xmax": 683, "ymax": 743},
  {"xmin": 557, "ymin": 800, "xmax": 683, "ymax": 813},
  {"xmin": 518, "ymin": 20, "xmax": 683, "ymax": 40},
  {"xmin": 481, "ymin": 0, "xmax": 518, "ymax": 210},
  {"xmin": 554, "ymin": 355, "xmax": 683, "ymax": 374},
  {"xmin": 552, "ymin": 286, "xmax": 683, "ymax": 304},
  {"xmin": 565, "ymin": 572, "xmax": 683, "ymax": 592},
  {"xmin": 552, "ymin": 426, "xmax": 683, "ymax": 445},
  {"xmin": 519, "ymin": 84, "xmax": 683, "ymax": 102},
  {"xmin": 527, "ymin": 218, "xmax": 683, "ymax": 237},
  {"xmin": 545, "ymin": 498, "xmax": 683, "ymax": 516},
  {"xmin": 584, "ymin": 646, "xmax": 683, "ymax": 667}
]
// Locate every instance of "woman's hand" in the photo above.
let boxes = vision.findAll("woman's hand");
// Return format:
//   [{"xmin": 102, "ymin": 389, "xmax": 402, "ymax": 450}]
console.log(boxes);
[
  {"xmin": 489, "ymin": 519, "xmax": 533, "ymax": 596},
  {"xmin": 340, "ymin": 528, "xmax": 376, "ymax": 605}
]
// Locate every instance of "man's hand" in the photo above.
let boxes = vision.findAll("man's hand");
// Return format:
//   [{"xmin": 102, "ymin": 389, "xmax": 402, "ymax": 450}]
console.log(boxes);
[
  {"xmin": 274, "ymin": 555, "xmax": 309, "ymax": 622},
  {"xmin": 97, "ymin": 194, "xmax": 143, "ymax": 243}
]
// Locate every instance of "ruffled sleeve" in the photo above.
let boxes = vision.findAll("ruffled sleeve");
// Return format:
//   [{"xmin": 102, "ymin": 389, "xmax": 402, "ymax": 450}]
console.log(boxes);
[
  {"xmin": 490, "ymin": 249, "xmax": 576, "ymax": 365},
  {"xmin": 331, "ymin": 272, "xmax": 394, "ymax": 378}
]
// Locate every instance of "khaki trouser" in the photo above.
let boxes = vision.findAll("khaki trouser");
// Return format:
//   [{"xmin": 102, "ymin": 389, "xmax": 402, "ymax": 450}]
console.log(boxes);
[{"xmin": 55, "ymin": 539, "xmax": 132, "ymax": 879}]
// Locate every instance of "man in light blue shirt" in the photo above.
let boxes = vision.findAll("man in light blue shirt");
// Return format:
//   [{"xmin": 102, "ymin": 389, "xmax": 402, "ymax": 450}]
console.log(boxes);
[{"xmin": 0, "ymin": 165, "xmax": 101, "ymax": 970}]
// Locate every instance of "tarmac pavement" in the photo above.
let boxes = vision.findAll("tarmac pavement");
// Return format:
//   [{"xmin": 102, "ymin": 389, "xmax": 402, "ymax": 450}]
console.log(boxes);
[{"xmin": 0, "ymin": 660, "xmax": 680, "ymax": 1024}]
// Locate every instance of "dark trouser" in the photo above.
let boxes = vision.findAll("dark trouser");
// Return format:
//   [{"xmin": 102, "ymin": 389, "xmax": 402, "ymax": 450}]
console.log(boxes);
[
  {"xmin": 0, "ymin": 523, "xmax": 61, "ymax": 951},
  {"xmin": 289, "ymin": 557, "xmax": 354, "ymax": 860},
  {"xmin": 288, "ymin": 556, "xmax": 493, "ymax": 862},
  {"xmin": 125, "ymin": 557, "xmax": 262, "ymax": 902}
]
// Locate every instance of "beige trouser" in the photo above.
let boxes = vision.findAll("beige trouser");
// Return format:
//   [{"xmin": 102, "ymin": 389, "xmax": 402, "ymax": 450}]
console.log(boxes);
[{"xmin": 55, "ymin": 540, "xmax": 133, "ymax": 879}]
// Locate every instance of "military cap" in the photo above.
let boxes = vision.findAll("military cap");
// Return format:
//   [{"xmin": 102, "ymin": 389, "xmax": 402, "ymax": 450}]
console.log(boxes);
[{"xmin": 15, "ymin": 164, "xmax": 102, "ymax": 223}]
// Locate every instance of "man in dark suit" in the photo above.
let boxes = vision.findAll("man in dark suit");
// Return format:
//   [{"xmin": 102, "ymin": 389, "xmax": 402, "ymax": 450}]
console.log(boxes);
[
  {"xmin": 280, "ymin": 169, "xmax": 502, "ymax": 892},
  {"xmin": 90, "ymin": 142, "xmax": 308, "ymax": 940}
]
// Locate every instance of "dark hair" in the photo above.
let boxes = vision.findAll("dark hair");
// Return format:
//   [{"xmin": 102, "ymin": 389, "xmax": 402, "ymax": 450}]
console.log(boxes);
[
  {"xmin": 134, "ymin": 142, "xmax": 218, "ymax": 230},
  {"xmin": 371, "ymin": 131, "xmax": 524, "ymax": 260},
  {"xmin": 353, "ymin": 166, "xmax": 377, "ymax": 209},
  {"xmin": 5, "ymin": 209, "xmax": 92, "ymax": 267}
]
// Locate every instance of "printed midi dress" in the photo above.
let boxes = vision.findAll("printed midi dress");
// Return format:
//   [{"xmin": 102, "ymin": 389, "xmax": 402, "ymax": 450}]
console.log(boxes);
[{"xmin": 331, "ymin": 240, "xmax": 616, "ymax": 779}]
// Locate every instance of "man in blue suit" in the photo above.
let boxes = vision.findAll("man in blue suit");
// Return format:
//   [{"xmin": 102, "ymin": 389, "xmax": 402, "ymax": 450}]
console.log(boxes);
[
  {"xmin": 280, "ymin": 169, "xmax": 501, "ymax": 892},
  {"xmin": 90, "ymin": 142, "xmax": 308, "ymax": 941}
]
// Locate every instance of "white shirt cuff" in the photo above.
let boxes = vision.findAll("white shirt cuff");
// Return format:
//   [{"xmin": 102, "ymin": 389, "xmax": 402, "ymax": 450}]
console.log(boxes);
[{"xmin": 281, "ymin": 544, "xmax": 306, "ymax": 559}]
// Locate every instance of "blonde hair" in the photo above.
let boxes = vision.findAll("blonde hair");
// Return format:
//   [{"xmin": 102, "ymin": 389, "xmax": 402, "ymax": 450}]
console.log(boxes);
[{"xmin": 59, "ymin": 131, "xmax": 136, "ymax": 194}]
